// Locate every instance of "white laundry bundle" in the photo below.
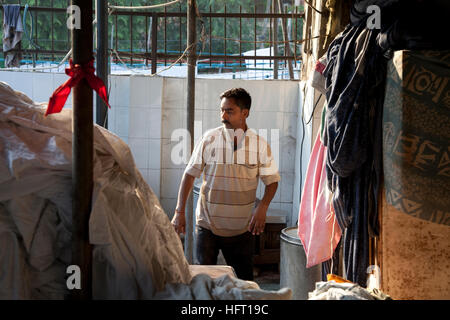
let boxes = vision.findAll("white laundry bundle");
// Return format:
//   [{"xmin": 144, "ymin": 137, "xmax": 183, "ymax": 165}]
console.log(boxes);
[{"xmin": 308, "ymin": 281, "xmax": 391, "ymax": 300}]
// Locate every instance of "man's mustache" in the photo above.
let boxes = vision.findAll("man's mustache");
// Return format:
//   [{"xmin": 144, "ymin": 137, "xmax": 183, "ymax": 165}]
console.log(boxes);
[{"xmin": 222, "ymin": 120, "xmax": 230, "ymax": 125}]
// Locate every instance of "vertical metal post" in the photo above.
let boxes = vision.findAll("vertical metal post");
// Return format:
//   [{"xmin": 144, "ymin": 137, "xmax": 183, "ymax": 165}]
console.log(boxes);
[
  {"xmin": 145, "ymin": 16, "xmax": 149, "ymax": 67},
  {"xmin": 239, "ymin": 6, "xmax": 242, "ymax": 73},
  {"xmin": 224, "ymin": 4, "xmax": 227, "ymax": 68},
  {"xmin": 272, "ymin": 0, "xmax": 279, "ymax": 79},
  {"xmin": 71, "ymin": 0, "xmax": 93, "ymax": 300},
  {"xmin": 34, "ymin": 8, "xmax": 38, "ymax": 67},
  {"xmin": 151, "ymin": 12, "xmax": 157, "ymax": 74},
  {"xmin": 278, "ymin": 0, "xmax": 294, "ymax": 80},
  {"xmin": 294, "ymin": 6, "xmax": 298, "ymax": 68},
  {"xmin": 96, "ymin": 0, "xmax": 108, "ymax": 128},
  {"xmin": 130, "ymin": 12, "xmax": 133, "ymax": 66},
  {"xmin": 179, "ymin": 3, "xmax": 182, "ymax": 65},
  {"xmin": 115, "ymin": 2, "xmax": 118, "ymax": 53},
  {"xmin": 254, "ymin": 3, "xmax": 256, "ymax": 69},
  {"xmin": 164, "ymin": 6, "xmax": 167, "ymax": 66},
  {"xmin": 51, "ymin": 0, "xmax": 55, "ymax": 63},
  {"xmin": 185, "ymin": 0, "xmax": 197, "ymax": 264},
  {"xmin": 67, "ymin": 0, "xmax": 71, "ymax": 65},
  {"xmin": 209, "ymin": 5, "xmax": 212, "ymax": 67},
  {"xmin": 270, "ymin": 4, "xmax": 272, "ymax": 68}
]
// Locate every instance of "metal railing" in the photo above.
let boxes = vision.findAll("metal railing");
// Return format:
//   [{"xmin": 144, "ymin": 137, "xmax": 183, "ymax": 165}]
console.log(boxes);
[
  {"xmin": 1, "ymin": 1, "xmax": 305, "ymax": 79},
  {"xmin": 0, "ymin": 0, "xmax": 71, "ymax": 68}
]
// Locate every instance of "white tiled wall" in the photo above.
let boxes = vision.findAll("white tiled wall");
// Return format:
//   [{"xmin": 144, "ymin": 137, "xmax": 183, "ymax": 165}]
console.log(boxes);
[
  {"xmin": 1, "ymin": 70, "xmax": 303, "ymax": 225},
  {"xmin": 108, "ymin": 75, "xmax": 163, "ymax": 198},
  {"xmin": 158, "ymin": 77, "xmax": 300, "ymax": 222},
  {"xmin": 0, "ymin": 71, "xmax": 67, "ymax": 107}
]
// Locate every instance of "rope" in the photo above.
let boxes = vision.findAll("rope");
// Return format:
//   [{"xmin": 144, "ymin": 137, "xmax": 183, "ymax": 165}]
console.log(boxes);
[
  {"xmin": 108, "ymin": 0, "xmax": 182, "ymax": 10},
  {"xmin": 110, "ymin": 49, "xmax": 148, "ymax": 74},
  {"xmin": 111, "ymin": 42, "xmax": 194, "ymax": 77}
]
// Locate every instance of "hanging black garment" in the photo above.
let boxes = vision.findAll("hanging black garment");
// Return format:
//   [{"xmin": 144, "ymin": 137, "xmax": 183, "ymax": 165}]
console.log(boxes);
[{"xmin": 323, "ymin": 20, "xmax": 387, "ymax": 286}]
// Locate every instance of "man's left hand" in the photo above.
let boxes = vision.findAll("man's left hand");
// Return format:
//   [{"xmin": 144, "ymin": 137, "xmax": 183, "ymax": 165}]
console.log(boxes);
[{"xmin": 248, "ymin": 204, "xmax": 268, "ymax": 235}]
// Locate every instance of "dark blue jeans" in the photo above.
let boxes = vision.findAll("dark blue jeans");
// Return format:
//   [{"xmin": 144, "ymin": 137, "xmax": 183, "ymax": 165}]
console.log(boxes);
[{"xmin": 196, "ymin": 226, "xmax": 255, "ymax": 281}]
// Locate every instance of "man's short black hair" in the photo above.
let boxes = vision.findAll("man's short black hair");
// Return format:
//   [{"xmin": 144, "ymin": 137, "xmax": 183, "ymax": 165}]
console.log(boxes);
[{"xmin": 220, "ymin": 88, "xmax": 252, "ymax": 110}]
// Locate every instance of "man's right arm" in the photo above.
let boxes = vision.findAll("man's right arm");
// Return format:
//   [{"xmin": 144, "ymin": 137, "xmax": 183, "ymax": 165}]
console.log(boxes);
[{"xmin": 171, "ymin": 172, "xmax": 196, "ymax": 234}]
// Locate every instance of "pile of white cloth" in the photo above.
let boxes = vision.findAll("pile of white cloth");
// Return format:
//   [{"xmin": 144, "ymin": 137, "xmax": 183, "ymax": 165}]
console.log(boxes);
[
  {"xmin": 308, "ymin": 281, "xmax": 391, "ymax": 300},
  {"xmin": 0, "ymin": 81, "xmax": 291, "ymax": 300}
]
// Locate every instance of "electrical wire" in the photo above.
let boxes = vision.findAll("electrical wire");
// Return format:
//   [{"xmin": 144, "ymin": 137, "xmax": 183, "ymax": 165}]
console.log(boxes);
[{"xmin": 305, "ymin": 92, "xmax": 323, "ymax": 125}]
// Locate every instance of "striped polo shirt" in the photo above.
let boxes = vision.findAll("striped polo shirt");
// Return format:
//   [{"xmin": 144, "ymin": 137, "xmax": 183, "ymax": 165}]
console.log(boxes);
[{"xmin": 184, "ymin": 126, "xmax": 281, "ymax": 237}]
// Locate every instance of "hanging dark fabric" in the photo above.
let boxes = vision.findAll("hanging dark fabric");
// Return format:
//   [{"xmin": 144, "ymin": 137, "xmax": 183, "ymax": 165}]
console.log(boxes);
[{"xmin": 322, "ymin": 18, "xmax": 387, "ymax": 286}]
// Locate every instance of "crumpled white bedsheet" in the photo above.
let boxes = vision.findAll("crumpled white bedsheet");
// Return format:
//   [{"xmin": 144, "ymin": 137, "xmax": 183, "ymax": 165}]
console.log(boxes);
[
  {"xmin": 155, "ymin": 273, "xmax": 292, "ymax": 300},
  {"xmin": 308, "ymin": 281, "xmax": 390, "ymax": 300},
  {"xmin": 0, "ymin": 81, "xmax": 291, "ymax": 300}
]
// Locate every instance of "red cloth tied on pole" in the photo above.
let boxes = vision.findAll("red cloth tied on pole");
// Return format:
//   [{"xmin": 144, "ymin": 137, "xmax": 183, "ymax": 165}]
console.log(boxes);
[{"xmin": 45, "ymin": 58, "xmax": 110, "ymax": 116}]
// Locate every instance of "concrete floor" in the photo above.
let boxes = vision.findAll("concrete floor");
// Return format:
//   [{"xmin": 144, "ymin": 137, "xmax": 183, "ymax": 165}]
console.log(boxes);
[
  {"xmin": 217, "ymin": 250, "xmax": 281, "ymax": 291},
  {"xmin": 253, "ymin": 264, "xmax": 281, "ymax": 291}
]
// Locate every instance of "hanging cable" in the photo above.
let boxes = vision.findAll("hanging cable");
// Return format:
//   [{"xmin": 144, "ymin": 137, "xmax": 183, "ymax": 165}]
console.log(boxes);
[
  {"xmin": 298, "ymin": 84, "xmax": 308, "ymax": 223},
  {"xmin": 108, "ymin": 0, "xmax": 182, "ymax": 11},
  {"xmin": 305, "ymin": 93, "xmax": 323, "ymax": 125},
  {"xmin": 23, "ymin": 4, "xmax": 41, "ymax": 50}
]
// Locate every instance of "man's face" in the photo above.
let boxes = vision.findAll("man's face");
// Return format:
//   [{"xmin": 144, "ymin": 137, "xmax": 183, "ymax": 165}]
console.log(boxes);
[{"xmin": 220, "ymin": 97, "xmax": 248, "ymax": 131}]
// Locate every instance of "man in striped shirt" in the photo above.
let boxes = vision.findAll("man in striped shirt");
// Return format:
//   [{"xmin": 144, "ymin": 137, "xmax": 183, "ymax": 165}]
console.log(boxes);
[{"xmin": 171, "ymin": 88, "xmax": 280, "ymax": 280}]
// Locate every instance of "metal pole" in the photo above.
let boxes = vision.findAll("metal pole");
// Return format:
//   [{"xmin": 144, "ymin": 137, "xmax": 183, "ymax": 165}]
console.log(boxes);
[
  {"xmin": 278, "ymin": 0, "xmax": 294, "ymax": 80},
  {"xmin": 272, "ymin": 0, "xmax": 279, "ymax": 79},
  {"xmin": 71, "ymin": 0, "xmax": 93, "ymax": 300},
  {"xmin": 151, "ymin": 12, "xmax": 157, "ymax": 74},
  {"xmin": 96, "ymin": 0, "xmax": 108, "ymax": 128},
  {"xmin": 185, "ymin": 0, "xmax": 197, "ymax": 264}
]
